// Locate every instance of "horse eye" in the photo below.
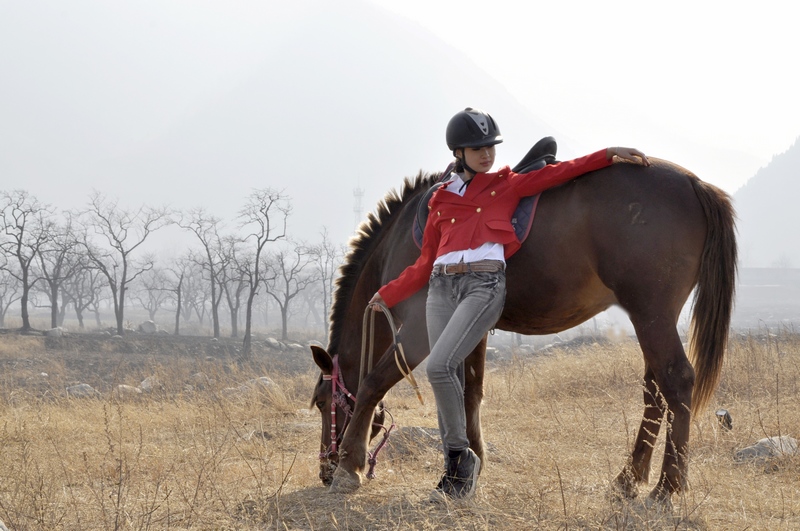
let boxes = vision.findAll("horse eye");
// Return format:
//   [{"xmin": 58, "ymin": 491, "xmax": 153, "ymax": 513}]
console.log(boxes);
[{"xmin": 316, "ymin": 400, "xmax": 326, "ymax": 410}]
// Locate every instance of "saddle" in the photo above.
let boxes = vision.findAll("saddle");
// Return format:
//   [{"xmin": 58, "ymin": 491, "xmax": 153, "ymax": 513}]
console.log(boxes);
[{"xmin": 413, "ymin": 136, "xmax": 558, "ymax": 249}]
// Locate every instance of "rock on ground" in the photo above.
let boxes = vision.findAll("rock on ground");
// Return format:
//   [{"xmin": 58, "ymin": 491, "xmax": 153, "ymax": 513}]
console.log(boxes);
[
  {"xmin": 114, "ymin": 384, "xmax": 142, "ymax": 398},
  {"xmin": 44, "ymin": 327, "xmax": 66, "ymax": 337},
  {"xmin": 138, "ymin": 320, "xmax": 158, "ymax": 334},
  {"xmin": 140, "ymin": 376, "xmax": 161, "ymax": 392},
  {"xmin": 735, "ymin": 435, "xmax": 798, "ymax": 463},
  {"xmin": 66, "ymin": 383, "xmax": 100, "ymax": 398}
]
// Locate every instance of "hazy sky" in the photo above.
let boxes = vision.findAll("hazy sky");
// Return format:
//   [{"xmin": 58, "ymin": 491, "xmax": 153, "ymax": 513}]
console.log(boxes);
[{"xmin": 368, "ymin": 0, "xmax": 800, "ymax": 193}]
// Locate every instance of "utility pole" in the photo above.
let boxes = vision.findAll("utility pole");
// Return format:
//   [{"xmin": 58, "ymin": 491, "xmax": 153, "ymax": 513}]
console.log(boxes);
[{"xmin": 353, "ymin": 185, "xmax": 364, "ymax": 230}]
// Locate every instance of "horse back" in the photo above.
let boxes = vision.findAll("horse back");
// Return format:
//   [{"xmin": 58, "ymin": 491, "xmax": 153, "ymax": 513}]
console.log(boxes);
[{"xmin": 501, "ymin": 159, "xmax": 709, "ymax": 334}]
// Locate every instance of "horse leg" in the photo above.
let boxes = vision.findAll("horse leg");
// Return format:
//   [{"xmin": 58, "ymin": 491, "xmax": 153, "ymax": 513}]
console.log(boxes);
[
  {"xmin": 625, "ymin": 316, "xmax": 695, "ymax": 504},
  {"xmin": 329, "ymin": 350, "xmax": 408, "ymax": 493},
  {"xmin": 614, "ymin": 365, "xmax": 665, "ymax": 498},
  {"xmin": 464, "ymin": 335, "xmax": 487, "ymax": 469},
  {"xmin": 331, "ymin": 334, "xmax": 487, "ymax": 494}
]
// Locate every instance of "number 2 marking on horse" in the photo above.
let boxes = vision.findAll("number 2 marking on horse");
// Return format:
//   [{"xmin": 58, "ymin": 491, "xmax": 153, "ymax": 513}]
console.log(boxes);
[{"xmin": 628, "ymin": 202, "xmax": 646, "ymax": 225}]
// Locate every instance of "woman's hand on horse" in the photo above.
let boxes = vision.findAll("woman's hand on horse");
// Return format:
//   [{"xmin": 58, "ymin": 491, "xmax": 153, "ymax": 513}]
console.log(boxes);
[
  {"xmin": 368, "ymin": 292, "xmax": 386, "ymax": 311},
  {"xmin": 607, "ymin": 147, "xmax": 651, "ymax": 166}
]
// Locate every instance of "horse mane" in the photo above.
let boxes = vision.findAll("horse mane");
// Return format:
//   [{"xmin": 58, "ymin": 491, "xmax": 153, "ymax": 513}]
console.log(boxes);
[{"xmin": 327, "ymin": 171, "xmax": 439, "ymax": 353}]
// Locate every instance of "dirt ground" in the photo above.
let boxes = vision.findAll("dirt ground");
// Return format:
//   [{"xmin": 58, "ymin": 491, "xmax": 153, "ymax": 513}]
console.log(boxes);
[{"xmin": 0, "ymin": 330, "xmax": 316, "ymax": 398}]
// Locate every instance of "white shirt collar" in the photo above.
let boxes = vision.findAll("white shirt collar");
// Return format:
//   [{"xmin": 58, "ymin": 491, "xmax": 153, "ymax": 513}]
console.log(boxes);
[{"xmin": 445, "ymin": 172, "xmax": 468, "ymax": 197}]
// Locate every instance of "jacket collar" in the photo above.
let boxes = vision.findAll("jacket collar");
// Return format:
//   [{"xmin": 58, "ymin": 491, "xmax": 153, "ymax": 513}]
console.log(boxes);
[
  {"xmin": 462, "ymin": 165, "xmax": 511, "ymax": 197},
  {"xmin": 433, "ymin": 166, "xmax": 511, "ymax": 204}
]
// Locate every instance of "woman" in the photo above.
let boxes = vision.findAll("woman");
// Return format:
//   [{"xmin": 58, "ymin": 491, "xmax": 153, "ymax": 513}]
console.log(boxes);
[{"xmin": 369, "ymin": 107, "xmax": 650, "ymax": 502}]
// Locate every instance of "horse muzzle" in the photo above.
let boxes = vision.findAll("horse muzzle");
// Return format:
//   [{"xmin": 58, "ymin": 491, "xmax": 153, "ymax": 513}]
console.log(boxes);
[{"xmin": 319, "ymin": 452, "xmax": 339, "ymax": 486}]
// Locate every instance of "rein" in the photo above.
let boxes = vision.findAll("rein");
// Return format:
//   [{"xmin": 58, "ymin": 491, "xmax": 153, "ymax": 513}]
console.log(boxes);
[
  {"xmin": 318, "ymin": 303, "xmax": 423, "ymax": 480},
  {"xmin": 361, "ymin": 302, "xmax": 424, "ymax": 405}
]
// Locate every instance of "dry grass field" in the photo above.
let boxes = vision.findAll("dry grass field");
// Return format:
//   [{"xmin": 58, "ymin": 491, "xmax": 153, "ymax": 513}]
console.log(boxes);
[{"xmin": 0, "ymin": 330, "xmax": 798, "ymax": 530}]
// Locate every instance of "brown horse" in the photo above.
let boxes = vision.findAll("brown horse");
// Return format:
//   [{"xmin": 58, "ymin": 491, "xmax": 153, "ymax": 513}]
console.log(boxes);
[{"xmin": 310, "ymin": 157, "xmax": 736, "ymax": 504}]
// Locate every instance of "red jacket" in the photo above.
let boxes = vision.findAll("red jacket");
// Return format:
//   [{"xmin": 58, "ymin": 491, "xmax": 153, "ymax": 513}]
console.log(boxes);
[{"xmin": 379, "ymin": 149, "xmax": 612, "ymax": 307}]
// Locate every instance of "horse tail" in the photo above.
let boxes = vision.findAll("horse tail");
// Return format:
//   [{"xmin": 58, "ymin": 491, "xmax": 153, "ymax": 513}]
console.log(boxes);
[{"xmin": 687, "ymin": 176, "xmax": 738, "ymax": 415}]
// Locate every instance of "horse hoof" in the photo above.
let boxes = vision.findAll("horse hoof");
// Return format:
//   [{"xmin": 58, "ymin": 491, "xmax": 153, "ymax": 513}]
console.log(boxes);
[
  {"xmin": 608, "ymin": 482, "xmax": 638, "ymax": 503},
  {"xmin": 328, "ymin": 468, "xmax": 362, "ymax": 494},
  {"xmin": 610, "ymin": 471, "xmax": 639, "ymax": 500},
  {"xmin": 645, "ymin": 489, "xmax": 674, "ymax": 514}
]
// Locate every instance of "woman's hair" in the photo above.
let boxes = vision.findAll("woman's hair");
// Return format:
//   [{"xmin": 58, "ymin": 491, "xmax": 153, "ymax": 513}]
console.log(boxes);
[
  {"xmin": 452, "ymin": 147, "xmax": 465, "ymax": 173},
  {"xmin": 453, "ymin": 153, "xmax": 464, "ymax": 173}
]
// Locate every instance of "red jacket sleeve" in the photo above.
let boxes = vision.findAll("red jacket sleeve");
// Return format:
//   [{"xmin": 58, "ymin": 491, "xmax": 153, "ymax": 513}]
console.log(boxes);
[
  {"xmin": 378, "ymin": 209, "xmax": 441, "ymax": 308},
  {"xmin": 509, "ymin": 149, "xmax": 611, "ymax": 197},
  {"xmin": 379, "ymin": 149, "xmax": 612, "ymax": 307}
]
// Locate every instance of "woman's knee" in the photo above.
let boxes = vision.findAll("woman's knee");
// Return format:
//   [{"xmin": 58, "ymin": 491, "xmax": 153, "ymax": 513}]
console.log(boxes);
[{"xmin": 426, "ymin": 356, "xmax": 453, "ymax": 383}]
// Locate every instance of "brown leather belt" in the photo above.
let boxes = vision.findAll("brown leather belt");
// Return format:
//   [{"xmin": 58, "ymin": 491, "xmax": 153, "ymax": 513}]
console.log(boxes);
[{"xmin": 432, "ymin": 260, "xmax": 505, "ymax": 276}]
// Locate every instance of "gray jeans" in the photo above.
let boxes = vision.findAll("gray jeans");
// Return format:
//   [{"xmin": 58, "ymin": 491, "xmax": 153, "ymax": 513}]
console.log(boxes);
[{"xmin": 425, "ymin": 269, "xmax": 506, "ymax": 454}]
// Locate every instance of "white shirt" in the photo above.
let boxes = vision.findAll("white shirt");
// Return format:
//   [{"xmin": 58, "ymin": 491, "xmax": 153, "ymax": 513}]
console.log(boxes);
[{"xmin": 432, "ymin": 172, "xmax": 506, "ymax": 266}]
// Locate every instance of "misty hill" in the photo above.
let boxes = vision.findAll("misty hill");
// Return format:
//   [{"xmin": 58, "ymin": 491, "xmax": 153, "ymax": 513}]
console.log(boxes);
[
  {"xmin": 2, "ymin": 1, "xmax": 568, "ymax": 249},
  {"xmin": 734, "ymin": 138, "xmax": 800, "ymax": 267}
]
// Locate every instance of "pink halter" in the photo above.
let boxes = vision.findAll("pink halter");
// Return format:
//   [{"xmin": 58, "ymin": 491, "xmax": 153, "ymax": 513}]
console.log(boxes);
[
  {"xmin": 318, "ymin": 354, "xmax": 395, "ymax": 479},
  {"xmin": 321, "ymin": 354, "xmax": 355, "ymax": 456}
]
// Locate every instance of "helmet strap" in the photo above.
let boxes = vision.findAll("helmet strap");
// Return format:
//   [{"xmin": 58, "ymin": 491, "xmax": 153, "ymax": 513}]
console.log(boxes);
[{"xmin": 454, "ymin": 150, "xmax": 478, "ymax": 181}]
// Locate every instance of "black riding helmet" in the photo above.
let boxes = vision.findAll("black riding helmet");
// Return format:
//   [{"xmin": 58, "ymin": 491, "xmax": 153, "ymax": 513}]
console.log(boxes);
[
  {"xmin": 446, "ymin": 108, "xmax": 503, "ymax": 176},
  {"xmin": 445, "ymin": 107, "xmax": 503, "ymax": 151}
]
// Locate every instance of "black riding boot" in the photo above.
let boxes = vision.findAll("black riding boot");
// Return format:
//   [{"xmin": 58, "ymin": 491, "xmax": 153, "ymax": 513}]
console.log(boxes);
[{"xmin": 429, "ymin": 448, "xmax": 481, "ymax": 502}]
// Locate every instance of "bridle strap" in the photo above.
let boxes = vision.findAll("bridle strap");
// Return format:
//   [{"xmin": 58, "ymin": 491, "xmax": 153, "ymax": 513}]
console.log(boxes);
[
  {"xmin": 322, "ymin": 355, "xmax": 355, "ymax": 455},
  {"xmin": 359, "ymin": 306, "xmax": 375, "ymax": 388},
  {"xmin": 320, "ymin": 355, "xmax": 394, "ymax": 474}
]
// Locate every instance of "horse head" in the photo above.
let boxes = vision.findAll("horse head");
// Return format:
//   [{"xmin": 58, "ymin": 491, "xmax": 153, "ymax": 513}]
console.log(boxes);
[{"xmin": 310, "ymin": 345, "xmax": 386, "ymax": 486}]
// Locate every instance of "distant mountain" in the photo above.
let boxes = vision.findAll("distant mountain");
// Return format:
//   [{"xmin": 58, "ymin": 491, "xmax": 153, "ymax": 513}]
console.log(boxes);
[{"xmin": 734, "ymin": 138, "xmax": 800, "ymax": 267}]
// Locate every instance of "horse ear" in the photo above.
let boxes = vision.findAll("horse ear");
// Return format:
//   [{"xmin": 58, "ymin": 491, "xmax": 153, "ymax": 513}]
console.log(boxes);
[{"xmin": 311, "ymin": 345, "xmax": 333, "ymax": 374}]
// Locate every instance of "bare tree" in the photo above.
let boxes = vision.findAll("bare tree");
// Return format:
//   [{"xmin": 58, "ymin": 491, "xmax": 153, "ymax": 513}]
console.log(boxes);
[
  {"xmin": 262, "ymin": 243, "xmax": 314, "ymax": 341},
  {"xmin": 0, "ymin": 266, "xmax": 21, "ymax": 328},
  {"xmin": 163, "ymin": 254, "xmax": 196, "ymax": 335},
  {"xmin": 307, "ymin": 228, "xmax": 344, "ymax": 337},
  {"xmin": 180, "ymin": 254, "xmax": 210, "ymax": 328},
  {"xmin": 219, "ymin": 235, "xmax": 248, "ymax": 338},
  {"xmin": 0, "ymin": 190, "xmax": 54, "ymax": 331},
  {"xmin": 178, "ymin": 209, "xmax": 226, "ymax": 338},
  {"xmin": 299, "ymin": 284, "xmax": 326, "ymax": 332},
  {"xmin": 238, "ymin": 189, "xmax": 290, "ymax": 358},
  {"xmin": 79, "ymin": 191, "xmax": 169, "ymax": 335},
  {"xmin": 35, "ymin": 215, "xmax": 82, "ymax": 329},
  {"xmin": 130, "ymin": 266, "xmax": 171, "ymax": 321},
  {"xmin": 63, "ymin": 263, "xmax": 107, "ymax": 330}
]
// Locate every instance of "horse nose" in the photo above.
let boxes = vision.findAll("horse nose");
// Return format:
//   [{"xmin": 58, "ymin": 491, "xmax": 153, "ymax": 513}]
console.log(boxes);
[{"xmin": 320, "ymin": 459, "xmax": 338, "ymax": 486}]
